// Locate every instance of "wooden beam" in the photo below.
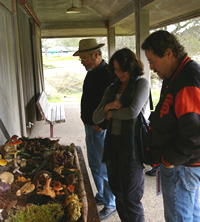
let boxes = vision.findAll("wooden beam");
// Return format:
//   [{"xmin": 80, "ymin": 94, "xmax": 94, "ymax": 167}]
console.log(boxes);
[
  {"xmin": 109, "ymin": 0, "xmax": 154, "ymax": 27},
  {"xmin": 150, "ymin": 9, "xmax": 200, "ymax": 30},
  {"xmin": 41, "ymin": 28, "xmax": 108, "ymax": 38},
  {"xmin": 41, "ymin": 21, "xmax": 105, "ymax": 30},
  {"xmin": 20, "ymin": 0, "xmax": 41, "ymax": 26}
]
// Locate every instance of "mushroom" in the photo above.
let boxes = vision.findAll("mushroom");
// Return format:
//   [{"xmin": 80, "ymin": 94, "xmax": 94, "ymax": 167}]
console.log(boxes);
[
  {"xmin": 67, "ymin": 156, "xmax": 74, "ymax": 166},
  {"xmin": 0, "ymin": 159, "xmax": 7, "ymax": 166},
  {"xmin": 20, "ymin": 158, "xmax": 26, "ymax": 167},
  {"xmin": 9, "ymin": 150, "xmax": 18, "ymax": 158},
  {"xmin": 67, "ymin": 184, "xmax": 75, "ymax": 193},
  {"xmin": 52, "ymin": 181, "xmax": 63, "ymax": 192},
  {"xmin": 68, "ymin": 168, "xmax": 82, "ymax": 174},
  {"xmin": 0, "ymin": 209, "xmax": 3, "ymax": 221},
  {"xmin": 33, "ymin": 170, "xmax": 52, "ymax": 184},
  {"xmin": 0, "ymin": 172, "xmax": 14, "ymax": 185},
  {"xmin": 54, "ymin": 166, "xmax": 64, "ymax": 178},
  {"xmin": 65, "ymin": 174, "xmax": 76, "ymax": 186},
  {"xmin": 20, "ymin": 182, "xmax": 32, "ymax": 193},
  {"xmin": 0, "ymin": 183, "xmax": 11, "ymax": 193},
  {"xmin": 56, "ymin": 191, "xmax": 65, "ymax": 195},
  {"xmin": 65, "ymin": 193, "xmax": 82, "ymax": 221},
  {"xmin": 16, "ymin": 182, "xmax": 35, "ymax": 196},
  {"xmin": 7, "ymin": 139, "xmax": 22, "ymax": 151},
  {"xmin": 52, "ymin": 181, "xmax": 62, "ymax": 188},
  {"xmin": 53, "ymin": 186, "xmax": 63, "ymax": 192},
  {"xmin": 13, "ymin": 166, "xmax": 23, "ymax": 175},
  {"xmin": 37, "ymin": 178, "xmax": 56, "ymax": 199},
  {"xmin": 52, "ymin": 180, "xmax": 68, "ymax": 196},
  {"xmin": 11, "ymin": 135, "xmax": 19, "ymax": 140},
  {"xmin": 4, "ymin": 135, "xmax": 19, "ymax": 152},
  {"xmin": 35, "ymin": 180, "xmax": 42, "ymax": 189},
  {"xmin": 15, "ymin": 176, "xmax": 31, "ymax": 182},
  {"xmin": 9, "ymin": 150, "xmax": 21, "ymax": 167},
  {"xmin": 24, "ymin": 184, "xmax": 35, "ymax": 194}
]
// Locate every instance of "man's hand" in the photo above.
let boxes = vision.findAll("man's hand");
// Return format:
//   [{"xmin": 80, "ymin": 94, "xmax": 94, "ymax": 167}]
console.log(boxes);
[
  {"xmin": 163, "ymin": 164, "xmax": 174, "ymax": 169},
  {"xmin": 93, "ymin": 125, "xmax": 103, "ymax": 131}
]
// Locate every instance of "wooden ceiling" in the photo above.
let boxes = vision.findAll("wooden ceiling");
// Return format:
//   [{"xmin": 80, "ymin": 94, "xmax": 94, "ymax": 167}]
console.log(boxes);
[{"xmin": 25, "ymin": 0, "xmax": 200, "ymax": 38}]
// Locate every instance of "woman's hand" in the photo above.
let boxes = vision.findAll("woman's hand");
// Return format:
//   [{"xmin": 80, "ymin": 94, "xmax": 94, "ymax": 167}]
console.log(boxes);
[
  {"xmin": 104, "ymin": 100, "xmax": 122, "ymax": 112},
  {"xmin": 106, "ymin": 111, "xmax": 112, "ymax": 120}
]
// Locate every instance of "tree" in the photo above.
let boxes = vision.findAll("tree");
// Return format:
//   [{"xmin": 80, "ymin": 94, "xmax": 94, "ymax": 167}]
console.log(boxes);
[
  {"xmin": 150, "ymin": 17, "xmax": 200, "ymax": 88},
  {"xmin": 41, "ymin": 17, "xmax": 200, "ymax": 99},
  {"xmin": 41, "ymin": 39, "xmax": 57, "ymax": 56}
]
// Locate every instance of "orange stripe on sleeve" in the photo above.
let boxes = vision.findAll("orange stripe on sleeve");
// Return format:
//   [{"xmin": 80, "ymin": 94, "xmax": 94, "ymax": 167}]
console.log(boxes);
[
  {"xmin": 161, "ymin": 155, "xmax": 171, "ymax": 166},
  {"xmin": 175, "ymin": 86, "xmax": 200, "ymax": 119},
  {"xmin": 189, "ymin": 162, "xmax": 200, "ymax": 166}
]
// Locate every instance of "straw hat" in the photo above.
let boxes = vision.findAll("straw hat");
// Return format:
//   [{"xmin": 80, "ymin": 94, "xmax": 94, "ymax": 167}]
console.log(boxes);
[{"xmin": 73, "ymin": 39, "xmax": 105, "ymax": 56}]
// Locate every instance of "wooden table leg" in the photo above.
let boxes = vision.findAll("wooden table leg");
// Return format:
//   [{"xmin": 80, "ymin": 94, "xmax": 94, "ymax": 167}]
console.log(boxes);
[{"xmin": 50, "ymin": 123, "xmax": 53, "ymax": 137}]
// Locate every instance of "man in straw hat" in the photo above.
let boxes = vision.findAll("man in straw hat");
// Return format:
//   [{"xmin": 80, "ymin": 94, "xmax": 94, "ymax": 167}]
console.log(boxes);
[{"xmin": 73, "ymin": 39, "xmax": 116, "ymax": 220}]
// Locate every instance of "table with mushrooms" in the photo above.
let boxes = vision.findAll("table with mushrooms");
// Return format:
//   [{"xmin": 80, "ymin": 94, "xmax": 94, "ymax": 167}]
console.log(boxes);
[{"xmin": 0, "ymin": 135, "xmax": 87, "ymax": 222}]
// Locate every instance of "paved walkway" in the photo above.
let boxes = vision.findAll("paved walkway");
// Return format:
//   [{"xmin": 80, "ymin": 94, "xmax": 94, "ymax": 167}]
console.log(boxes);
[{"xmin": 30, "ymin": 102, "xmax": 165, "ymax": 222}]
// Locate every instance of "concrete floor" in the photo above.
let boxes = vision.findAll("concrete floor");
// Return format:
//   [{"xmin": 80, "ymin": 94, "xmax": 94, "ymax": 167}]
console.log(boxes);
[{"xmin": 30, "ymin": 102, "xmax": 165, "ymax": 222}]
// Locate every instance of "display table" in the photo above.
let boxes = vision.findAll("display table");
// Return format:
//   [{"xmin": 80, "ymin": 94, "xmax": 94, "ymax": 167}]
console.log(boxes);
[
  {"xmin": 0, "ymin": 137, "xmax": 100, "ymax": 222},
  {"xmin": 76, "ymin": 146, "xmax": 100, "ymax": 222}
]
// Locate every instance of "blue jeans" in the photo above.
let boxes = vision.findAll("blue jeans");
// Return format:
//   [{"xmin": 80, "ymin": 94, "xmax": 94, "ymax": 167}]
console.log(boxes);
[
  {"xmin": 84, "ymin": 124, "xmax": 115, "ymax": 208},
  {"xmin": 160, "ymin": 163, "xmax": 200, "ymax": 222}
]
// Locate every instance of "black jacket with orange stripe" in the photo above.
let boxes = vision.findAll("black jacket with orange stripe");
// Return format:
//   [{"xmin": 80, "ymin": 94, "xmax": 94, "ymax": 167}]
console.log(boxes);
[{"xmin": 146, "ymin": 54, "xmax": 200, "ymax": 167}]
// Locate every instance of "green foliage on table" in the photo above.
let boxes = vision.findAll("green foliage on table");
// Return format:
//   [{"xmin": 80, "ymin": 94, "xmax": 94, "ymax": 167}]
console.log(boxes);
[{"xmin": 6, "ymin": 203, "xmax": 64, "ymax": 222}]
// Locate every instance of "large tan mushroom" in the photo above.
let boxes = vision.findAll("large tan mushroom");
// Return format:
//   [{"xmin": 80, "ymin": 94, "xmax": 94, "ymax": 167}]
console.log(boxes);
[
  {"xmin": 0, "ymin": 172, "xmax": 14, "ymax": 184},
  {"xmin": 16, "ymin": 182, "xmax": 35, "ymax": 196},
  {"xmin": 37, "ymin": 178, "xmax": 56, "ymax": 199}
]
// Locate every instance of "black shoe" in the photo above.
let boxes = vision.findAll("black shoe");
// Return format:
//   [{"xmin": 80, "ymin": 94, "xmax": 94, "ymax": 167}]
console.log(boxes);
[
  {"xmin": 99, "ymin": 207, "xmax": 117, "ymax": 220},
  {"xmin": 95, "ymin": 197, "xmax": 104, "ymax": 206},
  {"xmin": 145, "ymin": 167, "xmax": 157, "ymax": 176}
]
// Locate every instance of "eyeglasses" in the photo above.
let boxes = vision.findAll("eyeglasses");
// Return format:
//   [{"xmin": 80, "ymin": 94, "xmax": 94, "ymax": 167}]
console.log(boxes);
[
  {"xmin": 79, "ymin": 53, "xmax": 94, "ymax": 62},
  {"xmin": 79, "ymin": 58, "xmax": 87, "ymax": 62}
]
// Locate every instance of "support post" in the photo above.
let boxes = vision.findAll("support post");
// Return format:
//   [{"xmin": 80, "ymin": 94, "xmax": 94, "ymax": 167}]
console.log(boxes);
[
  {"xmin": 107, "ymin": 27, "xmax": 115, "ymax": 60},
  {"xmin": 135, "ymin": 0, "xmax": 150, "ymax": 82}
]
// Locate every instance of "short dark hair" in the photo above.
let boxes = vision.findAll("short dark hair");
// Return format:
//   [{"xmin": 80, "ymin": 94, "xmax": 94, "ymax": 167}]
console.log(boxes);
[
  {"xmin": 90, "ymin": 49, "xmax": 102, "ymax": 57},
  {"xmin": 141, "ymin": 30, "xmax": 185, "ymax": 59},
  {"xmin": 109, "ymin": 48, "xmax": 144, "ymax": 80},
  {"xmin": 97, "ymin": 49, "xmax": 102, "ymax": 57}
]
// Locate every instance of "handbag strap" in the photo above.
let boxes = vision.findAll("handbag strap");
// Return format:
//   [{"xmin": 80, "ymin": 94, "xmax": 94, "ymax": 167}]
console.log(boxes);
[
  {"xmin": 149, "ymin": 90, "xmax": 153, "ymax": 110},
  {"xmin": 136, "ymin": 78, "xmax": 153, "ymax": 111}
]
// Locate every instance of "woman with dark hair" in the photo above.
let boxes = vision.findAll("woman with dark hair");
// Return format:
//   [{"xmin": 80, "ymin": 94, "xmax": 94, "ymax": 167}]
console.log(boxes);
[{"xmin": 93, "ymin": 48, "xmax": 150, "ymax": 221}]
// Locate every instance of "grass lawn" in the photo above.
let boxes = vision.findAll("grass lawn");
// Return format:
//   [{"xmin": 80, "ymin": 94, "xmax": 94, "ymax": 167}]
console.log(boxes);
[
  {"xmin": 43, "ymin": 55, "xmax": 161, "ymax": 105},
  {"xmin": 43, "ymin": 54, "xmax": 79, "ymax": 69}
]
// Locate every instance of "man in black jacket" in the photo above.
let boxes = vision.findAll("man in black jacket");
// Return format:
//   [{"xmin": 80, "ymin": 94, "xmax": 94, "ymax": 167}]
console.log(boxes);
[
  {"xmin": 142, "ymin": 30, "xmax": 200, "ymax": 222},
  {"xmin": 73, "ymin": 39, "xmax": 116, "ymax": 220}
]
